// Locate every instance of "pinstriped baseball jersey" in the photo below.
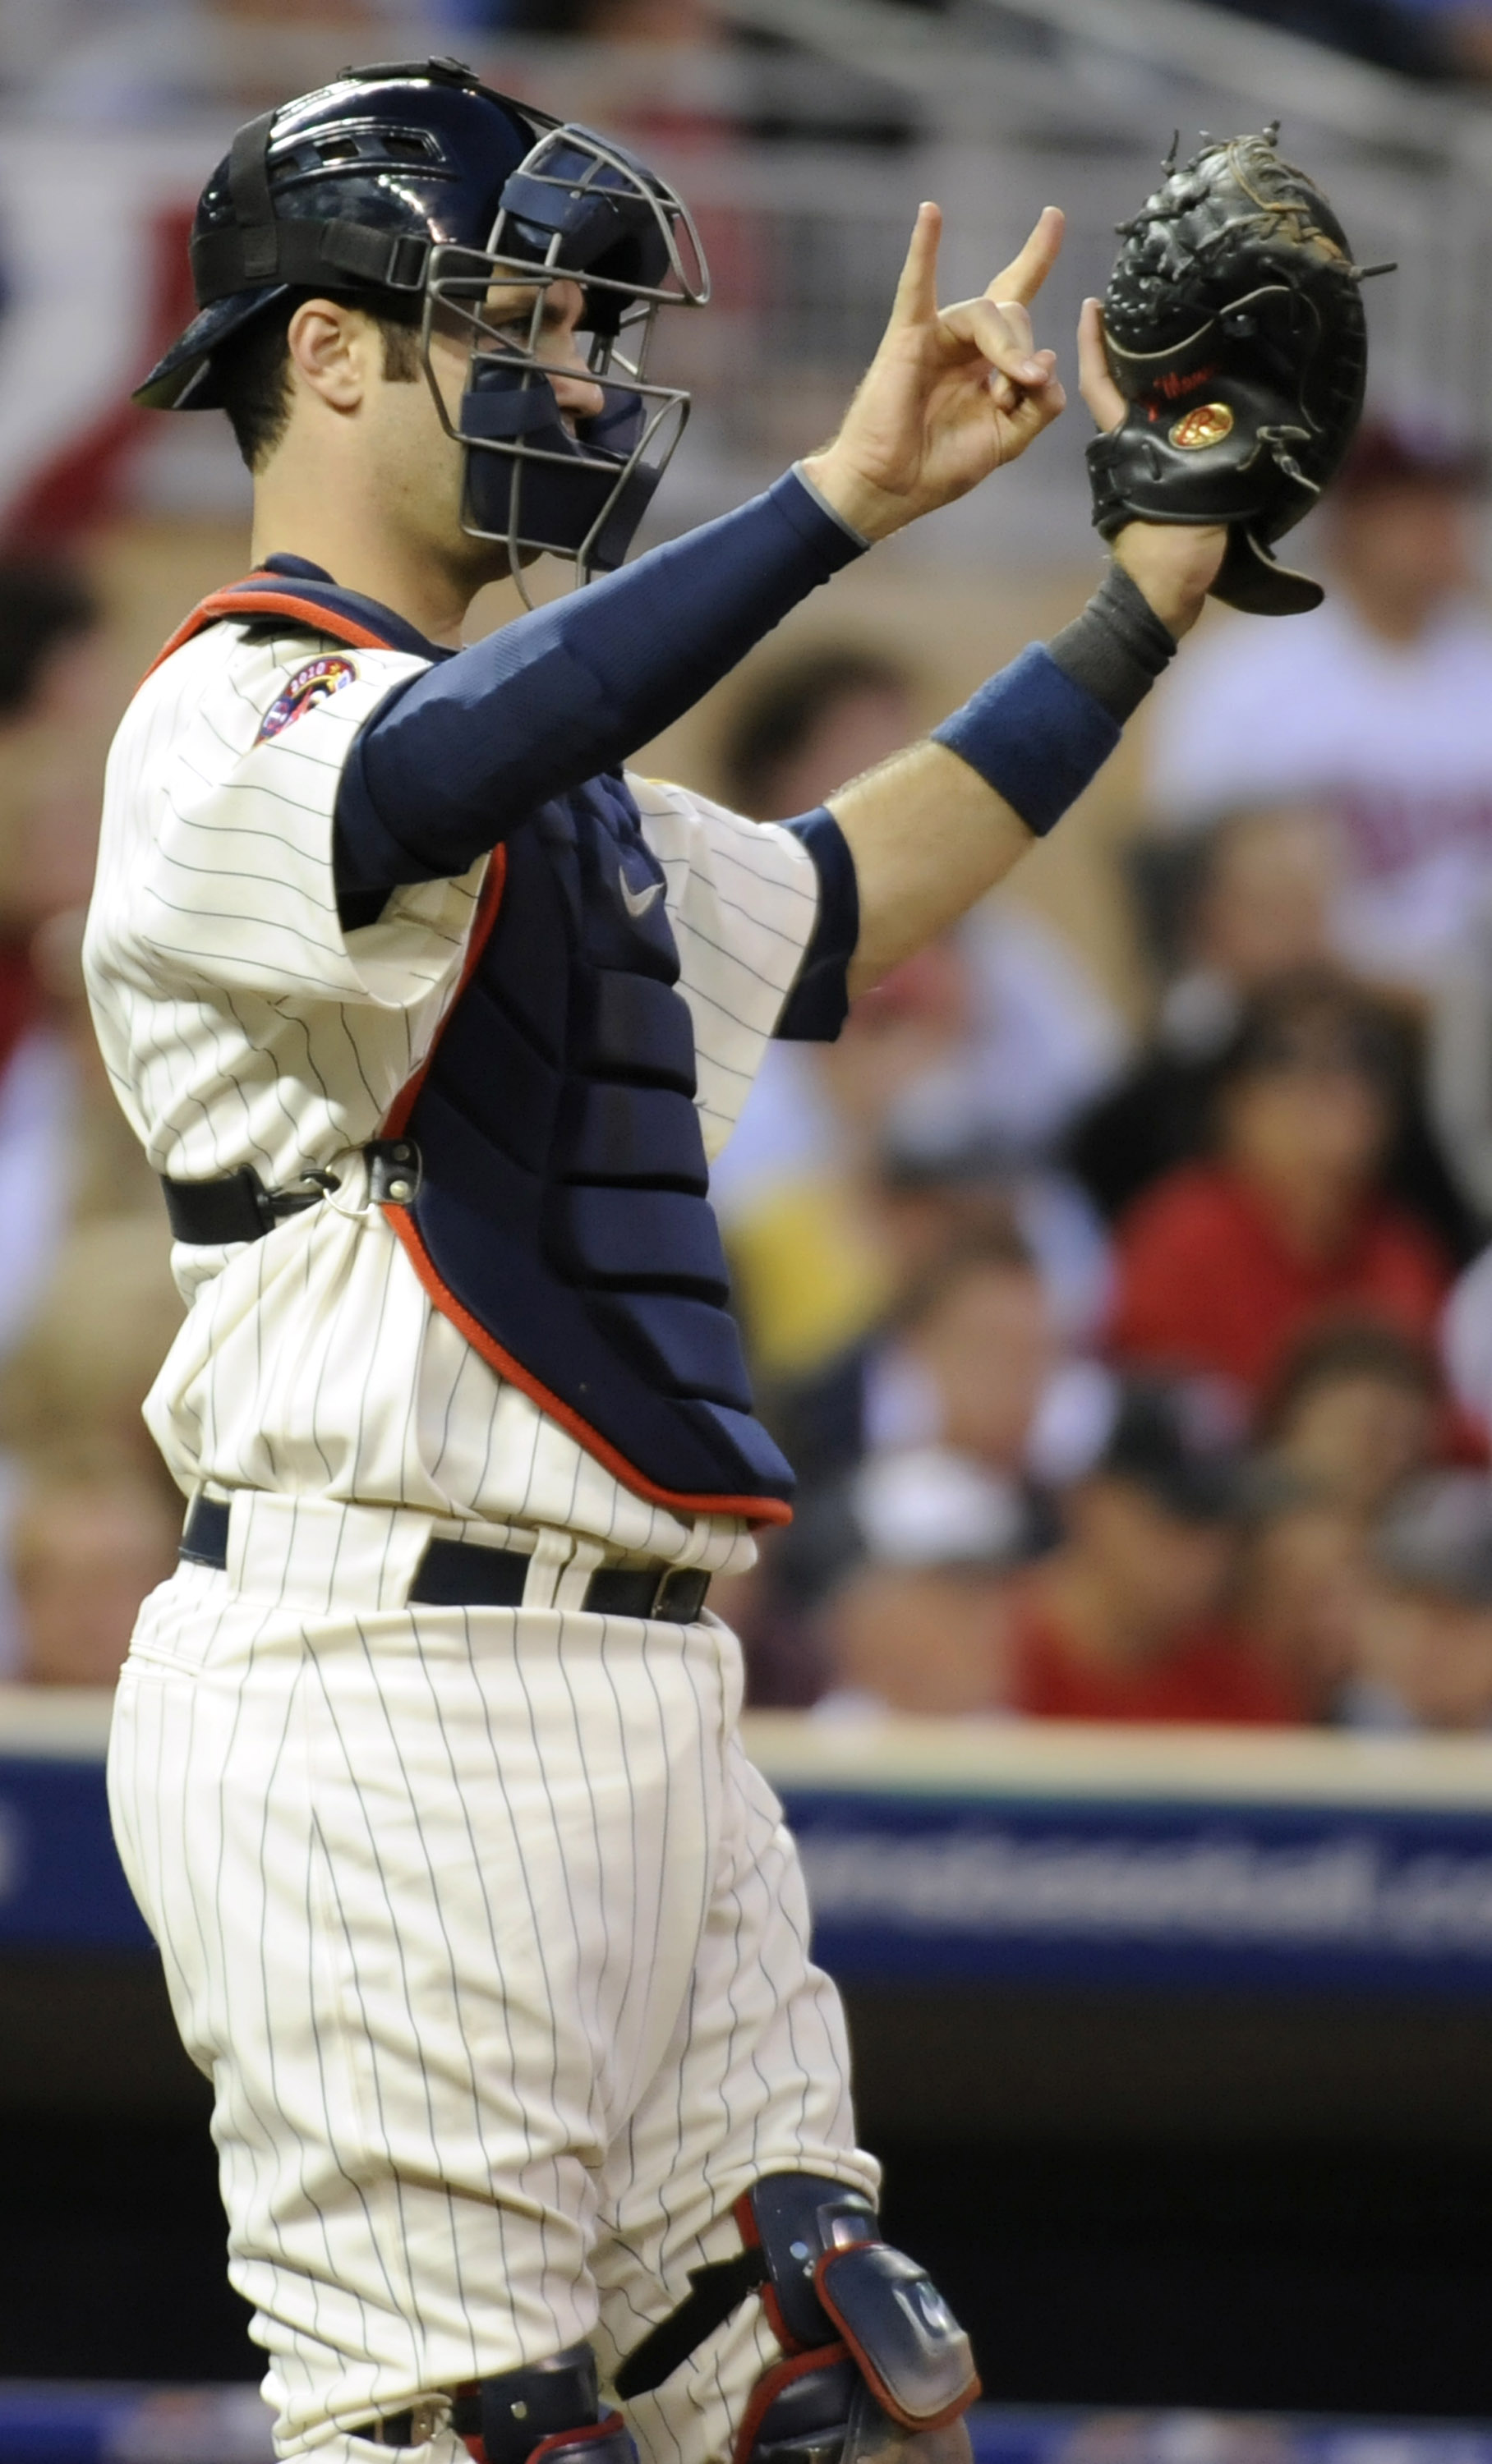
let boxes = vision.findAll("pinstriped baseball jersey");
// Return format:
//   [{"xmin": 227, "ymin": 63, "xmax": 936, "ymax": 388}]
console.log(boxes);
[
  {"xmin": 85, "ymin": 614, "xmax": 826, "ymax": 1570},
  {"xmin": 94, "ymin": 596, "xmax": 877, "ymax": 2464}
]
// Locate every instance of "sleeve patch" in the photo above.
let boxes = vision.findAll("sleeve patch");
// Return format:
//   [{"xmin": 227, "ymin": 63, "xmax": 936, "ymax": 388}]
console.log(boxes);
[{"xmin": 257, "ymin": 654, "xmax": 358, "ymax": 742}]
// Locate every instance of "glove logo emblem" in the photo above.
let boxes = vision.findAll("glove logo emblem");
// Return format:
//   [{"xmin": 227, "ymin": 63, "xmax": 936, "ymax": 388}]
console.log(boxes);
[{"xmin": 1169, "ymin": 402, "xmax": 1234, "ymax": 452}]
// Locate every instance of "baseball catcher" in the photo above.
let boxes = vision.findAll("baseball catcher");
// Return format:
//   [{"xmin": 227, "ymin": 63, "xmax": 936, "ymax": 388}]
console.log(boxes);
[
  {"xmin": 1085, "ymin": 126, "xmax": 1377, "ymax": 613},
  {"xmin": 88, "ymin": 54, "xmax": 1253, "ymax": 2464}
]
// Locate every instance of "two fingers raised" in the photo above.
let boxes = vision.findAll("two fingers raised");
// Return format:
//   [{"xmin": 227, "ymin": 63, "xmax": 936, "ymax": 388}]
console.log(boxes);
[
  {"xmin": 896, "ymin": 203, "xmax": 1066, "ymax": 416},
  {"xmin": 892, "ymin": 205, "xmax": 1129, "ymax": 433}
]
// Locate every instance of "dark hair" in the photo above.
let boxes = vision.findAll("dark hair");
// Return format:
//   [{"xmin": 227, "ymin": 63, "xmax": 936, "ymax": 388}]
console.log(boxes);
[
  {"xmin": 1259, "ymin": 1315, "xmax": 1439, "ymax": 1444},
  {"xmin": 1213, "ymin": 967, "xmax": 1402, "ymax": 1102},
  {"xmin": 0, "ymin": 559, "xmax": 96, "ymax": 722},
  {"xmin": 720, "ymin": 645, "xmax": 911, "ymax": 816},
  {"xmin": 1094, "ymin": 1377, "xmax": 1247, "ymax": 1524},
  {"xmin": 889, "ymin": 1219, "xmax": 1038, "ymax": 1339},
  {"xmin": 214, "ymin": 290, "xmax": 426, "ymax": 471}
]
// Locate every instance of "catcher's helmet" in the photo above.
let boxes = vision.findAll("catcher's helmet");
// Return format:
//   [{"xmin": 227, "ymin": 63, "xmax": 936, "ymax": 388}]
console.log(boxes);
[{"xmin": 137, "ymin": 57, "xmax": 710, "ymax": 588}]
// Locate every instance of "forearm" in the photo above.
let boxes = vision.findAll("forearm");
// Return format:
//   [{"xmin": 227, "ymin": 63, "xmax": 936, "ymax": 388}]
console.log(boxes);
[
  {"xmin": 336, "ymin": 468, "xmax": 865, "ymax": 897},
  {"xmin": 835, "ymin": 746, "xmax": 1030, "ymax": 995},
  {"xmin": 835, "ymin": 560, "xmax": 1177, "ymax": 995}
]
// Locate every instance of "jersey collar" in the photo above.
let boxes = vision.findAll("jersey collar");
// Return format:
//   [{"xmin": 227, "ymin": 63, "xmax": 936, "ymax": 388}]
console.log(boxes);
[{"xmin": 258, "ymin": 554, "xmax": 458, "ymax": 663}]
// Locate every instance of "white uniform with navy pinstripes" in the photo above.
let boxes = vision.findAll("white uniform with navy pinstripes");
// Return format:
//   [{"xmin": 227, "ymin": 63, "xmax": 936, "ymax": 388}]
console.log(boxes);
[{"xmin": 85, "ymin": 618, "xmax": 876, "ymax": 2463}]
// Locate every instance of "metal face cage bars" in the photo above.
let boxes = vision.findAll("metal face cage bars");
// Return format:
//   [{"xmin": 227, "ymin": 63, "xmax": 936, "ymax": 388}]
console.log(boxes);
[{"xmin": 421, "ymin": 123, "xmax": 711, "ymax": 600}]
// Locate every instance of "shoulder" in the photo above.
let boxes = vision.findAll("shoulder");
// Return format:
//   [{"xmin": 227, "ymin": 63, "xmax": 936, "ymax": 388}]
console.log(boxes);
[
  {"xmin": 625, "ymin": 772, "xmax": 816, "ymax": 881},
  {"xmin": 1177, "ymin": 600, "xmax": 1353, "ymax": 690},
  {"xmin": 1150, "ymin": 605, "xmax": 1353, "ymax": 806},
  {"xmin": 117, "ymin": 618, "xmax": 431, "ymax": 788},
  {"xmin": 1365, "ymin": 1200, "xmax": 1452, "ymax": 1288},
  {"xmin": 150, "ymin": 612, "xmax": 427, "ymax": 711},
  {"xmin": 1433, "ymin": 600, "xmax": 1492, "ymax": 660},
  {"xmin": 1118, "ymin": 1161, "xmax": 1236, "ymax": 1244},
  {"xmin": 1178, "ymin": 1626, "xmax": 1300, "ymax": 1722}
]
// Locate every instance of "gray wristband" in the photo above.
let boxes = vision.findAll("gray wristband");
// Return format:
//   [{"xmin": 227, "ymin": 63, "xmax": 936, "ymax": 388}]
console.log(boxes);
[
  {"xmin": 1046, "ymin": 560, "xmax": 1177, "ymax": 725},
  {"xmin": 790, "ymin": 460, "xmax": 873, "ymax": 553}
]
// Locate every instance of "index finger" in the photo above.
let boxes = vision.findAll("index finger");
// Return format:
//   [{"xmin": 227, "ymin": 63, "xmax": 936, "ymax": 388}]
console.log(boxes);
[{"xmin": 987, "ymin": 205, "xmax": 1064, "ymax": 308}]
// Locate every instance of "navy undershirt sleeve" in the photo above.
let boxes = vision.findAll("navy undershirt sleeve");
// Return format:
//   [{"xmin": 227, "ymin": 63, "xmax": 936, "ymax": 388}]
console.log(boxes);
[
  {"xmin": 774, "ymin": 808, "xmax": 860, "ymax": 1042},
  {"xmin": 930, "ymin": 645, "xmax": 1121, "ymax": 839},
  {"xmin": 334, "ymin": 470, "xmax": 865, "ymax": 902}
]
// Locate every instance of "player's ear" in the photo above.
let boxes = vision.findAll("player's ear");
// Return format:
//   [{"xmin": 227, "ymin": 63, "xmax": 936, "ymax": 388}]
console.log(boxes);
[{"xmin": 284, "ymin": 298, "xmax": 376, "ymax": 415}]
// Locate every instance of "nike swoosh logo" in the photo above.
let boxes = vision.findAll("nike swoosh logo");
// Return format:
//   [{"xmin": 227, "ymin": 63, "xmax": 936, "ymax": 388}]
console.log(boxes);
[{"xmin": 620, "ymin": 875, "xmax": 665, "ymax": 919}]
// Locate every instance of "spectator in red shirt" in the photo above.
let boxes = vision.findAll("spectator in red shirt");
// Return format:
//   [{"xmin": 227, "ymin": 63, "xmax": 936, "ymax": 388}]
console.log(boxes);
[
  {"xmin": 1007, "ymin": 1380, "xmax": 1299, "ymax": 1723},
  {"xmin": 1107, "ymin": 972, "xmax": 1449, "ymax": 1408}
]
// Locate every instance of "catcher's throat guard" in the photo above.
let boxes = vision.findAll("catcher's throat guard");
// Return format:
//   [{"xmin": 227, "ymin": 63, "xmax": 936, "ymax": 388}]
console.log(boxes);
[{"xmin": 1087, "ymin": 127, "xmax": 1388, "ymax": 616}]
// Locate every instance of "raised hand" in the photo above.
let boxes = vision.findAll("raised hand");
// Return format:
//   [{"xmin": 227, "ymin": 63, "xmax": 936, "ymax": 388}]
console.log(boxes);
[
  {"xmin": 1076, "ymin": 293, "xmax": 1225, "ymax": 636},
  {"xmin": 802, "ymin": 203, "xmax": 1066, "ymax": 544}
]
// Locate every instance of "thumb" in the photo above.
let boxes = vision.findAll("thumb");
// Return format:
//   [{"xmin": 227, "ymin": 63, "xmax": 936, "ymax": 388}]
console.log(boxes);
[
  {"xmin": 889, "ymin": 201, "xmax": 942, "ymax": 328},
  {"xmin": 1078, "ymin": 297, "xmax": 1127, "ymax": 432}
]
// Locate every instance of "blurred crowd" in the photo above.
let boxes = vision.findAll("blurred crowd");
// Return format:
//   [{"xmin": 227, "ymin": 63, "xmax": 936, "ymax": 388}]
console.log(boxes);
[
  {"xmin": 0, "ymin": 560, "xmax": 185, "ymax": 1688},
  {"xmin": 367, "ymin": 1, "xmax": 1492, "ymax": 89},
  {"xmin": 403, "ymin": 0, "xmax": 1492, "ymax": 90},
  {"xmin": 2, "ymin": 180, "xmax": 1492, "ymax": 1731},
  {"xmin": 704, "ymin": 416, "xmax": 1492, "ymax": 1735}
]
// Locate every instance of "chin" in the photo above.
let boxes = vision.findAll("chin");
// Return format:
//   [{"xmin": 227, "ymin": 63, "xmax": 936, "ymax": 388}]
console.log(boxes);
[{"xmin": 450, "ymin": 530, "xmax": 517, "ymax": 590}]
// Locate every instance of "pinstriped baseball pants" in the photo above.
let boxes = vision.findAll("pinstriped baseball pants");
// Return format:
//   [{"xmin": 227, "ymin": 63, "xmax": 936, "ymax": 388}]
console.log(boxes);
[{"xmin": 107, "ymin": 1500, "xmax": 877, "ymax": 2464}]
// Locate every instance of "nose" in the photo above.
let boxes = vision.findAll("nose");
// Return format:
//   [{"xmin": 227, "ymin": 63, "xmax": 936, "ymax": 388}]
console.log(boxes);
[
  {"xmin": 541, "ymin": 282, "xmax": 607, "ymax": 425},
  {"xmin": 550, "ymin": 347, "xmax": 606, "ymax": 427}
]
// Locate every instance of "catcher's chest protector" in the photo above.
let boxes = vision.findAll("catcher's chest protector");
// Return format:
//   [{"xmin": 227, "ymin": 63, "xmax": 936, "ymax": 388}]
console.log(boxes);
[{"xmin": 158, "ymin": 578, "xmax": 796, "ymax": 1524}]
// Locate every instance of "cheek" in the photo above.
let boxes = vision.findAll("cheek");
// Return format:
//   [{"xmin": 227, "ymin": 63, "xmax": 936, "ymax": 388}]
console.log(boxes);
[
  {"xmin": 423, "ymin": 331, "xmax": 471, "ymax": 419},
  {"xmin": 379, "ymin": 380, "xmax": 467, "ymax": 507}
]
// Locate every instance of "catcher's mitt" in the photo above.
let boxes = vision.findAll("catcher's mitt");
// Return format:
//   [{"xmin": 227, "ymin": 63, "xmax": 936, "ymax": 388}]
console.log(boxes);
[{"xmin": 1086, "ymin": 127, "xmax": 1380, "ymax": 616}]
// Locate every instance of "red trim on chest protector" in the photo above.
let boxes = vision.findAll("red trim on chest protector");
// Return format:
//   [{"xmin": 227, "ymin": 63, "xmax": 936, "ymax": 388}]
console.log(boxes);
[
  {"xmin": 145, "ymin": 582, "xmax": 792, "ymax": 1531},
  {"xmin": 144, "ymin": 582, "xmax": 391, "ymax": 681}
]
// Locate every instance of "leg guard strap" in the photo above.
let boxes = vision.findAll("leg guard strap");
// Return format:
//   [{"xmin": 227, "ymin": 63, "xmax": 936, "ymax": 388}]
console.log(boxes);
[
  {"xmin": 614, "ymin": 2247, "xmax": 769, "ymax": 2400},
  {"xmin": 449, "ymin": 2346, "xmax": 638, "ymax": 2464}
]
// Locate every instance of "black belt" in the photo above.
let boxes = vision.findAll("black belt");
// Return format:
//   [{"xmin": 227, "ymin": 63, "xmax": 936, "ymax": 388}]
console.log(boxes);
[
  {"xmin": 179, "ymin": 1497, "xmax": 711, "ymax": 1625},
  {"xmin": 161, "ymin": 1140, "xmax": 421, "ymax": 1245}
]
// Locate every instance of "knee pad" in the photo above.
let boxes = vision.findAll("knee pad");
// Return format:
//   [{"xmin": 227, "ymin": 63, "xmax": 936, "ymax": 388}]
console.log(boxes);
[
  {"xmin": 615, "ymin": 2173, "xmax": 978, "ymax": 2464},
  {"xmin": 454, "ymin": 2344, "xmax": 637, "ymax": 2464}
]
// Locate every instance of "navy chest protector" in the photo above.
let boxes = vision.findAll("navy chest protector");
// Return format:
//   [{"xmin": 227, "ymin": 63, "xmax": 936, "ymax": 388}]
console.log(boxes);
[{"xmin": 151, "ymin": 576, "xmax": 795, "ymax": 1523}]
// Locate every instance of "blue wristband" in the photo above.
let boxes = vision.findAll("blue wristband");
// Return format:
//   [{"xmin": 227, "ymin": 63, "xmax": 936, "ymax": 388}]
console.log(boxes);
[{"xmin": 931, "ymin": 643, "xmax": 1121, "ymax": 838}]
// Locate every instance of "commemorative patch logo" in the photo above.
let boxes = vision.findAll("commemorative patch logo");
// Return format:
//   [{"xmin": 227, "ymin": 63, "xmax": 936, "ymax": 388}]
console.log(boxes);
[{"xmin": 257, "ymin": 654, "xmax": 357, "ymax": 742}]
